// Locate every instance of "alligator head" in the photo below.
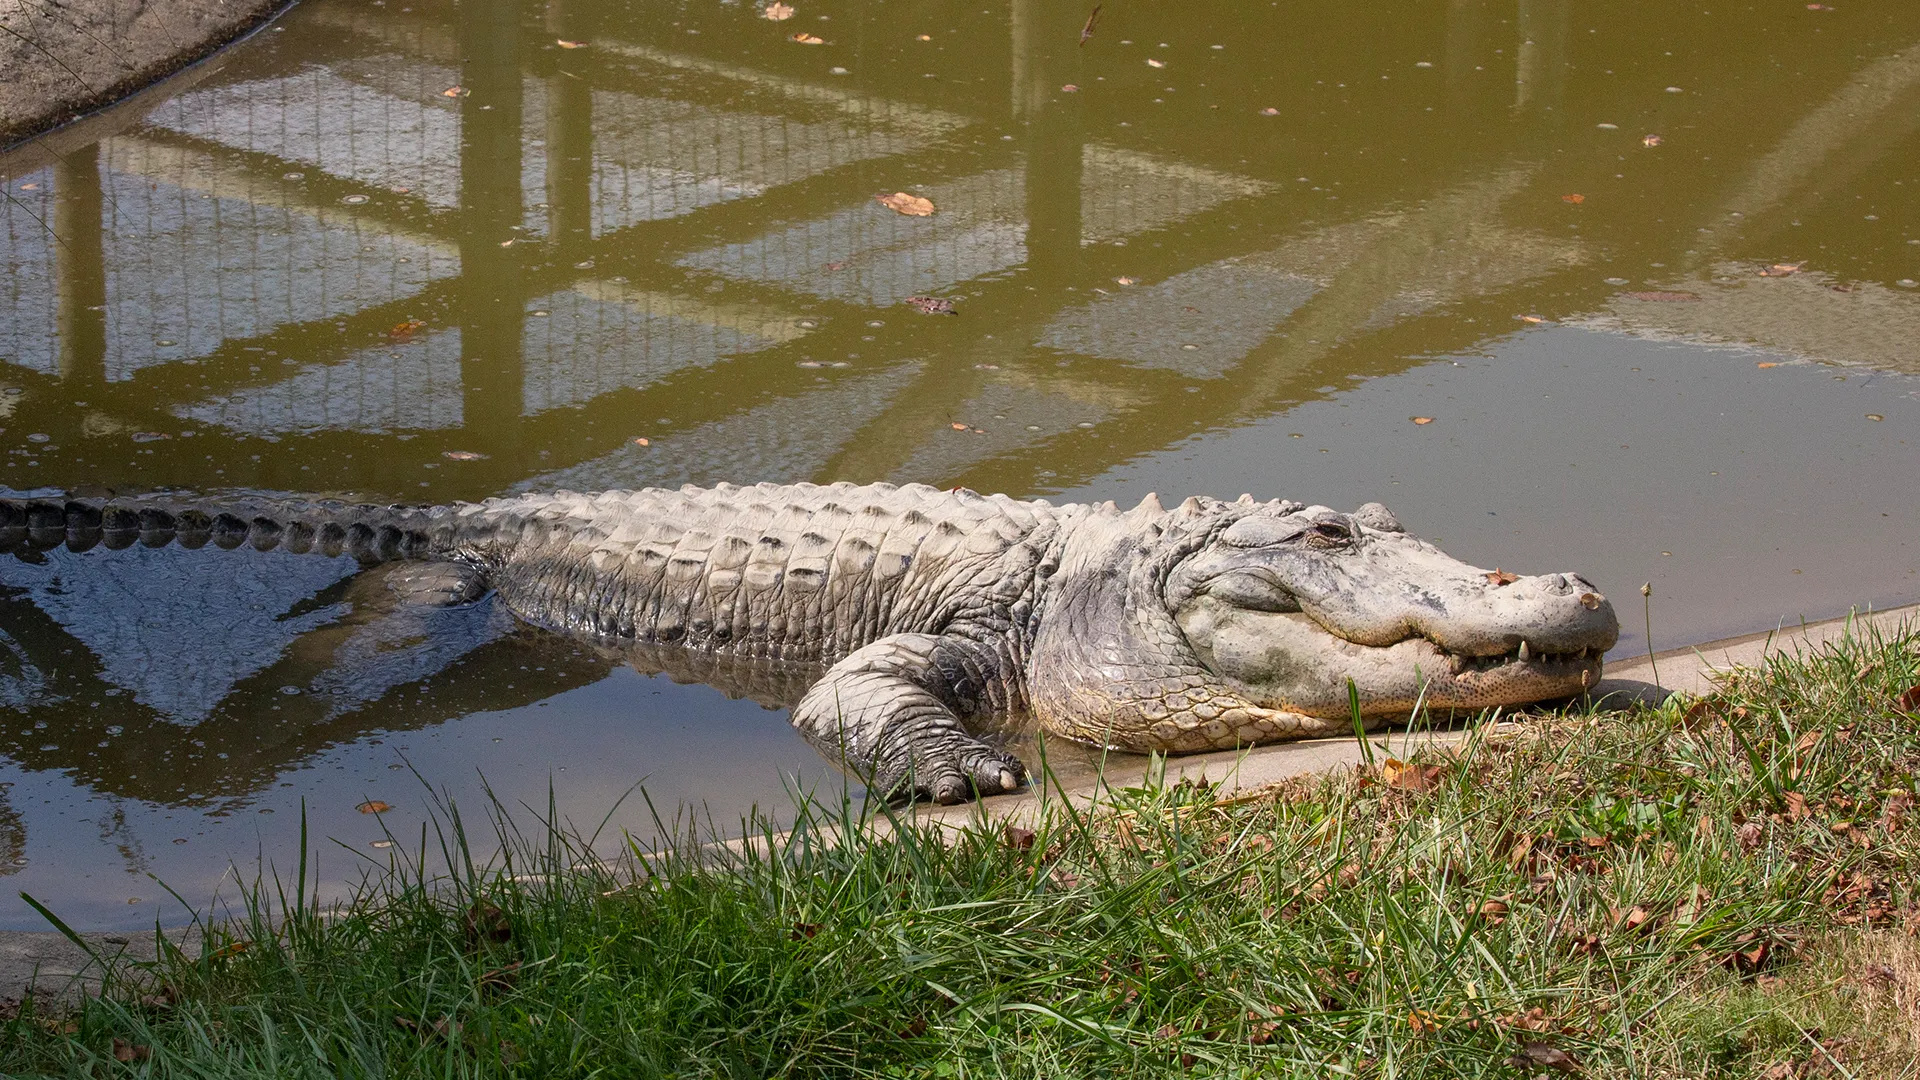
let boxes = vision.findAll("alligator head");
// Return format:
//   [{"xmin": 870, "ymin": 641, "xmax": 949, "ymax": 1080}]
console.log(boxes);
[{"xmin": 1031, "ymin": 495, "xmax": 1619, "ymax": 751}]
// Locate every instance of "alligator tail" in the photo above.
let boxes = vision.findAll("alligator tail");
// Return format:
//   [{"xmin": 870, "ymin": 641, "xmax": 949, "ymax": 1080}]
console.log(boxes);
[{"xmin": 0, "ymin": 494, "xmax": 460, "ymax": 562}]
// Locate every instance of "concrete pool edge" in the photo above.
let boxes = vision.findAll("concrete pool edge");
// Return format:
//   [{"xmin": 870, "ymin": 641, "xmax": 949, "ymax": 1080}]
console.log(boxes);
[
  {"xmin": 0, "ymin": 0, "xmax": 296, "ymax": 150},
  {"xmin": 3, "ymin": 600, "xmax": 1914, "ymax": 1004}
]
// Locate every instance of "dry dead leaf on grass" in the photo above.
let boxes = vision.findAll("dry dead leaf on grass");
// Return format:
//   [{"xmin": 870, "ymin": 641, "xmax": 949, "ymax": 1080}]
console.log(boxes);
[
  {"xmin": 1511, "ymin": 1042, "xmax": 1581, "ymax": 1073},
  {"xmin": 762, "ymin": 2, "xmax": 795, "ymax": 20},
  {"xmin": 356, "ymin": 800, "xmax": 392, "ymax": 814},
  {"xmin": 790, "ymin": 922, "xmax": 822, "ymax": 940},
  {"xmin": 112, "ymin": 1038, "xmax": 152, "ymax": 1063},
  {"xmin": 875, "ymin": 192, "xmax": 935, "ymax": 216},
  {"xmin": 790, "ymin": 32, "xmax": 826, "ymax": 44},
  {"xmin": 1380, "ymin": 758, "xmax": 1446, "ymax": 792},
  {"xmin": 1004, "ymin": 824, "xmax": 1036, "ymax": 851},
  {"xmin": 1561, "ymin": 193, "xmax": 1586, "ymax": 204},
  {"xmin": 1894, "ymin": 684, "xmax": 1920, "ymax": 713}
]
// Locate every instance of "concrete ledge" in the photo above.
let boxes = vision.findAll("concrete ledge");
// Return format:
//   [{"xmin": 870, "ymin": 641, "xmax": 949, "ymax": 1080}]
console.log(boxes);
[{"xmin": 0, "ymin": 0, "xmax": 293, "ymax": 149}]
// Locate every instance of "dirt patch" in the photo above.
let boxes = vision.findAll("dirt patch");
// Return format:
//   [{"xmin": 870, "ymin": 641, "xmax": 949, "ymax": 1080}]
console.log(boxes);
[{"xmin": 1, "ymin": 0, "xmax": 293, "ymax": 148}]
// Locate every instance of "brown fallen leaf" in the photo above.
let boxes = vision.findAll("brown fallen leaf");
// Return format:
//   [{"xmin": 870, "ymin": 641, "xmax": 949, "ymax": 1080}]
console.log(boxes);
[
  {"xmin": 1477, "ymin": 899, "xmax": 1511, "ymax": 923},
  {"xmin": 112, "ymin": 1038, "xmax": 152, "ymax": 1063},
  {"xmin": 1518, "ymin": 314, "xmax": 1546, "ymax": 323},
  {"xmin": 1867, "ymin": 413, "xmax": 1884, "ymax": 422},
  {"xmin": 875, "ymin": 192, "xmax": 935, "ymax": 216},
  {"xmin": 1759, "ymin": 263, "xmax": 1802, "ymax": 277},
  {"xmin": 555, "ymin": 38, "xmax": 587, "ymax": 48},
  {"xmin": 1756, "ymin": 361, "xmax": 1781, "ymax": 369},
  {"xmin": 1894, "ymin": 684, "xmax": 1920, "ymax": 713},
  {"xmin": 442, "ymin": 86, "xmax": 468, "ymax": 98},
  {"xmin": 950, "ymin": 422, "xmax": 969, "ymax": 431},
  {"xmin": 790, "ymin": 32, "xmax": 825, "ymax": 44},
  {"xmin": 1785, "ymin": 791, "xmax": 1810, "ymax": 821},
  {"xmin": 899, "ymin": 1016, "xmax": 929, "ymax": 1038},
  {"xmin": 356, "ymin": 800, "xmax": 392, "ymax": 814},
  {"xmin": 479, "ymin": 961, "xmax": 521, "ymax": 993},
  {"xmin": 1622, "ymin": 291, "xmax": 1701, "ymax": 302},
  {"xmin": 1642, "ymin": 134, "xmax": 1664, "ymax": 146},
  {"xmin": 1080, "ymin": 4, "xmax": 1101, "ymax": 47},
  {"xmin": 1511, "ymin": 1042, "xmax": 1581, "ymax": 1073},
  {"xmin": 1061, "ymin": 83, "xmax": 1079, "ymax": 92},
  {"xmin": 1260, "ymin": 106, "xmax": 1280, "ymax": 115},
  {"xmin": 207, "ymin": 939, "xmax": 250, "ymax": 960},
  {"xmin": 1146, "ymin": 58, "xmax": 1166, "ymax": 68},
  {"xmin": 762, "ymin": 2, "xmax": 795, "ymax": 20},
  {"xmin": 632, "ymin": 437, "xmax": 650, "ymax": 447},
  {"xmin": 904, "ymin": 296, "xmax": 957, "ymax": 315},
  {"xmin": 464, "ymin": 903, "xmax": 512, "ymax": 945},
  {"xmin": 916, "ymin": 34, "xmax": 931, "ymax": 41},
  {"xmin": 1380, "ymin": 758, "xmax": 1446, "ymax": 792},
  {"xmin": 1408, "ymin": 1009, "xmax": 1440, "ymax": 1034},
  {"xmin": 1561, "ymin": 193, "xmax": 1586, "ymax": 204},
  {"xmin": 388, "ymin": 319, "xmax": 426, "ymax": 341},
  {"xmin": 791, "ymin": 922, "xmax": 822, "ymax": 940},
  {"xmin": 1411, "ymin": 416, "xmax": 1434, "ymax": 425},
  {"xmin": 1004, "ymin": 824, "xmax": 1036, "ymax": 851},
  {"xmin": 443, "ymin": 450, "xmax": 488, "ymax": 461},
  {"xmin": 1486, "ymin": 569, "xmax": 1519, "ymax": 586}
]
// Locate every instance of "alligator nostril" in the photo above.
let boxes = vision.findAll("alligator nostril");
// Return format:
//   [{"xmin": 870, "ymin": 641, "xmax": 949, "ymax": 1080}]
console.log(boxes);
[{"xmin": 1546, "ymin": 574, "xmax": 1571, "ymax": 593}]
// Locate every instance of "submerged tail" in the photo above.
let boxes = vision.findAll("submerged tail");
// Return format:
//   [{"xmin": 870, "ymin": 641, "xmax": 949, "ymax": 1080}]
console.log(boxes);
[{"xmin": 0, "ymin": 493, "xmax": 461, "ymax": 562}]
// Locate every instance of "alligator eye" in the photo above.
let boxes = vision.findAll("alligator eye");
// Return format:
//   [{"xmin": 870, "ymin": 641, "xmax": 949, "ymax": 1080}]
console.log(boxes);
[{"xmin": 1305, "ymin": 521, "xmax": 1353, "ymax": 548}]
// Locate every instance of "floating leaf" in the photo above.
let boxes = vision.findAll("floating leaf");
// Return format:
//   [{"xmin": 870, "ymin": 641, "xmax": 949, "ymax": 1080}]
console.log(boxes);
[
  {"xmin": 1146, "ymin": 58, "xmax": 1166, "ymax": 68},
  {"xmin": 1518, "ymin": 314, "xmax": 1546, "ymax": 323},
  {"xmin": 1115, "ymin": 276, "xmax": 1137, "ymax": 286},
  {"xmin": 1561, "ymin": 193, "xmax": 1586, "ymax": 204},
  {"xmin": 1756, "ymin": 361, "xmax": 1781, "ymax": 369},
  {"xmin": 1411, "ymin": 416, "xmax": 1434, "ymax": 425},
  {"xmin": 1867, "ymin": 413, "xmax": 1884, "ymax": 422},
  {"xmin": 442, "ymin": 86, "xmax": 468, "ymax": 98},
  {"xmin": 1080, "ymin": 4, "xmax": 1101, "ymax": 47},
  {"xmin": 388, "ymin": 319, "xmax": 426, "ymax": 341},
  {"xmin": 916, "ymin": 34, "xmax": 931, "ymax": 41},
  {"xmin": 875, "ymin": 191, "xmax": 935, "ymax": 216},
  {"xmin": 791, "ymin": 32, "xmax": 825, "ymax": 44},
  {"xmin": 356, "ymin": 800, "xmax": 392, "ymax": 814},
  {"xmin": 1760, "ymin": 263, "xmax": 1802, "ymax": 277},
  {"xmin": 632, "ymin": 437, "xmax": 650, "ymax": 447},
  {"xmin": 762, "ymin": 2, "xmax": 795, "ymax": 20},
  {"xmin": 951, "ymin": 422, "xmax": 969, "ymax": 431},
  {"xmin": 443, "ymin": 450, "xmax": 488, "ymax": 461},
  {"xmin": 905, "ymin": 296, "xmax": 957, "ymax": 315},
  {"xmin": 1642, "ymin": 133, "xmax": 1664, "ymax": 146},
  {"xmin": 1260, "ymin": 107, "xmax": 1280, "ymax": 115},
  {"xmin": 1061, "ymin": 83, "xmax": 1079, "ymax": 92},
  {"xmin": 1622, "ymin": 291, "xmax": 1701, "ymax": 302},
  {"xmin": 555, "ymin": 38, "xmax": 587, "ymax": 48}
]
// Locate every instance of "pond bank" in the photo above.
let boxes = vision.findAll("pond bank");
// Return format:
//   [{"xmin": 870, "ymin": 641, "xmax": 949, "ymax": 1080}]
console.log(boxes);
[
  {"xmin": 6, "ymin": 618, "xmax": 1918, "ymax": 1076},
  {"xmin": 3, "ymin": 601, "xmax": 1913, "ymax": 1009},
  {"xmin": 0, "ymin": 0, "xmax": 292, "ymax": 147}
]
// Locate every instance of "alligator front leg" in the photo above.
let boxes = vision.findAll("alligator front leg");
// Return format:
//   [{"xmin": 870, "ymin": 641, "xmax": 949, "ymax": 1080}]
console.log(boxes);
[{"xmin": 791, "ymin": 633, "xmax": 1026, "ymax": 805}]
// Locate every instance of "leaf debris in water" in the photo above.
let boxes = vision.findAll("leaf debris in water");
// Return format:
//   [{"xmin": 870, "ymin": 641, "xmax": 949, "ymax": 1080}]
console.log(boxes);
[{"xmin": 875, "ymin": 192, "xmax": 935, "ymax": 216}]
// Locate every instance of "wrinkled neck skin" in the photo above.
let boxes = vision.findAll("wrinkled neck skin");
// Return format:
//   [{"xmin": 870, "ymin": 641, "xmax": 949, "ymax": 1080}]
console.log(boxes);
[{"xmin": 1030, "ymin": 497, "xmax": 1619, "ymax": 750}]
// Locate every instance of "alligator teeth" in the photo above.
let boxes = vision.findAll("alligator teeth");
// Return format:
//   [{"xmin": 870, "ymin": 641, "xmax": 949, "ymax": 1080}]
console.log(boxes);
[{"xmin": 1517, "ymin": 640, "xmax": 1531, "ymax": 661}]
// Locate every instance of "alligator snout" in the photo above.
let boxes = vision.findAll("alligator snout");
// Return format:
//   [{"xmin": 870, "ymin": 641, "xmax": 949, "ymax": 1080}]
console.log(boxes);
[{"xmin": 1415, "ymin": 569, "xmax": 1619, "ymax": 659}]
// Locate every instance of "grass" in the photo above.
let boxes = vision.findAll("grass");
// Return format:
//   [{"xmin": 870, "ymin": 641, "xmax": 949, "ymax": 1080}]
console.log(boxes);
[{"xmin": 6, "ymin": 624, "xmax": 1920, "ymax": 1078}]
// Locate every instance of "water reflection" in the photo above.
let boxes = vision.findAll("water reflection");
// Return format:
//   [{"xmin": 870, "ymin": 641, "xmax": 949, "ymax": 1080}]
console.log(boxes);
[{"xmin": 0, "ymin": 0, "xmax": 1917, "ymax": 926}]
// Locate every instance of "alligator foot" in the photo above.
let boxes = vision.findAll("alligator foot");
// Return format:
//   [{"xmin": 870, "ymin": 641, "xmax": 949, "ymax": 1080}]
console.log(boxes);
[
  {"xmin": 384, "ymin": 561, "xmax": 489, "ymax": 607},
  {"xmin": 876, "ymin": 728, "xmax": 1027, "ymax": 806}
]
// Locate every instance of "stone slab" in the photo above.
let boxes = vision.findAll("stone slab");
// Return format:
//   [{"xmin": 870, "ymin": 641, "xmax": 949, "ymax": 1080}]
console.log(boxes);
[{"xmin": 0, "ymin": 0, "xmax": 292, "ymax": 148}]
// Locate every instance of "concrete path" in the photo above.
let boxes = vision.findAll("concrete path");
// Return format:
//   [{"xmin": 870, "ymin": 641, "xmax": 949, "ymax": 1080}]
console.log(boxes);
[
  {"xmin": 4, "ymin": 602, "xmax": 1914, "ymax": 1007},
  {"xmin": 0, "ymin": 0, "xmax": 292, "ymax": 147}
]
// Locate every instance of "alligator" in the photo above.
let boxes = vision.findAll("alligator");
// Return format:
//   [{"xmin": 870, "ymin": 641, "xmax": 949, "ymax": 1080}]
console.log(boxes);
[{"xmin": 0, "ymin": 483, "xmax": 1618, "ymax": 803}]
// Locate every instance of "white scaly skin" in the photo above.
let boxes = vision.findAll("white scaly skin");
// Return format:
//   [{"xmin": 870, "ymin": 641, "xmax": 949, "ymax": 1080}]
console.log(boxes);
[{"xmin": 0, "ymin": 482, "xmax": 1619, "ymax": 805}]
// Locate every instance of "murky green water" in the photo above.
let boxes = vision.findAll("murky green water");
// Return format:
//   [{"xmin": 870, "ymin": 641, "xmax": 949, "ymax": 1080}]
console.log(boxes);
[{"xmin": 1, "ymin": 0, "xmax": 1917, "ymax": 928}]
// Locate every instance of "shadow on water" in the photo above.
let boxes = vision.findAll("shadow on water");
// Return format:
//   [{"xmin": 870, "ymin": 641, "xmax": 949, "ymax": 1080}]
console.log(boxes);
[{"xmin": 0, "ymin": 0, "xmax": 1917, "ymax": 926}]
